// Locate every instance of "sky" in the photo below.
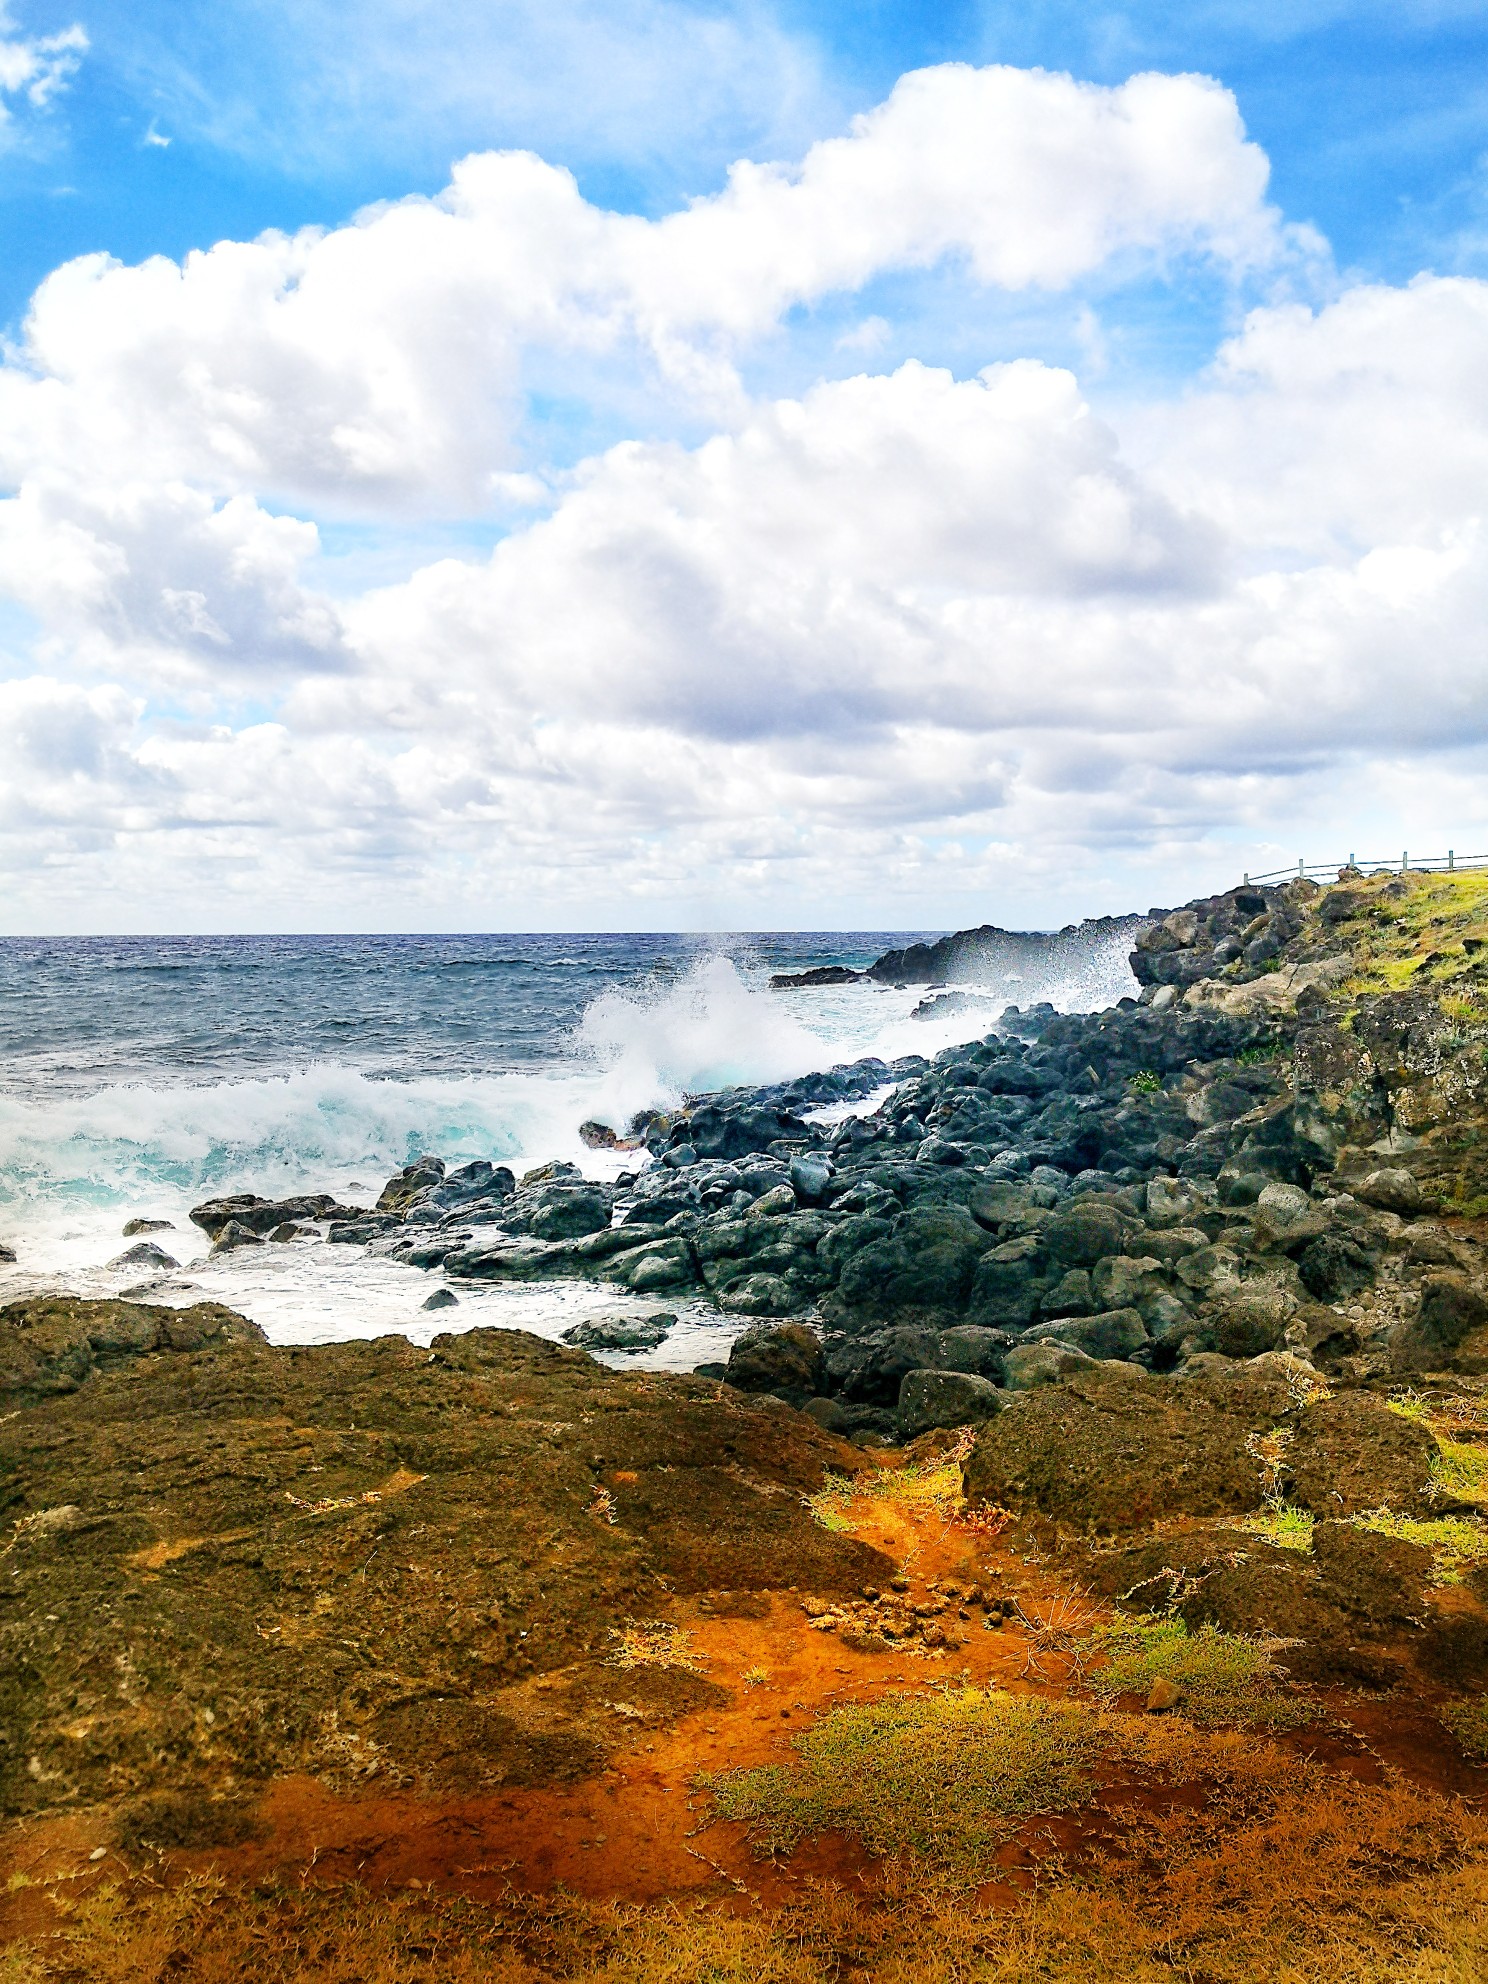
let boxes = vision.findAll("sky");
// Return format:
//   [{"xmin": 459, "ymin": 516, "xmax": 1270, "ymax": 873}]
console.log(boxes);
[{"xmin": 3, "ymin": 3, "xmax": 1488, "ymax": 932}]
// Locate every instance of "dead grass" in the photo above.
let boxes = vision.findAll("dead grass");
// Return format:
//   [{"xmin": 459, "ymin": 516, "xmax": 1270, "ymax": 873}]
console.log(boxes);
[
  {"xmin": 807, "ymin": 1436, "xmax": 974, "ymax": 1535},
  {"xmin": 610, "ymin": 1623, "xmax": 704, "ymax": 1671},
  {"xmin": 12, "ymin": 1765, "xmax": 1488, "ymax": 1984}
]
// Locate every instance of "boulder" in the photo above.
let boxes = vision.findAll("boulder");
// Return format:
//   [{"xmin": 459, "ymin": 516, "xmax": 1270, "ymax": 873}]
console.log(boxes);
[
  {"xmin": 1390, "ymin": 1271, "xmax": 1488, "ymax": 1372},
  {"xmin": 1354, "ymin": 1167, "xmax": 1424, "ymax": 1215},
  {"xmin": 107, "ymin": 1241, "xmax": 179, "ymax": 1273},
  {"xmin": 725, "ymin": 1323, "xmax": 824, "ymax": 1395},
  {"xmin": 1001, "ymin": 1340, "xmax": 1101, "ymax": 1390},
  {"xmin": 563, "ymin": 1313, "xmax": 676, "ymax": 1352},
  {"xmin": 421, "ymin": 1289, "xmax": 459, "ymax": 1311},
  {"xmin": 788, "ymin": 1154, "xmax": 835, "ymax": 1204},
  {"xmin": 966, "ymin": 1235, "xmax": 1042, "ymax": 1327},
  {"xmin": 1286, "ymin": 1391, "xmax": 1439, "ymax": 1516},
  {"xmin": 1027, "ymin": 1306, "xmax": 1149, "ymax": 1361},
  {"xmin": 121, "ymin": 1218, "xmax": 174, "ymax": 1237},
  {"xmin": 1311, "ymin": 1520, "xmax": 1431, "ymax": 1624},
  {"xmin": 963, "ymin": 1367, "xmax": 1285, "ymax": 1528},
  {"xmin": 936, "ymin": 1325, "xmax": 1011, "ymax": 1379},
  {"xmin": 897, "ymin": 1369, "xmax": 1002, "ymax": 1439},
  {"xmin": 1042, "ymin": 1199, "xmax": 1133, "ymax": 1270}
]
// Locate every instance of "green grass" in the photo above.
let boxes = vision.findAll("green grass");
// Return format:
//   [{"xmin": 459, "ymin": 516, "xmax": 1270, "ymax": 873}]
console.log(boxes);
[
  {"xmin": 1352, "ymin": 1511, "xmax": 1488, "ymax": 1584},
  {"xmin": 1236, "ymin": 1040, "xmax": 1281, "ymax": 1065},
  {"xmin": 1431, "ymin": 1440, "xmax": 1488, "ymax": 1508},
  {"xmin": 703, "ymin": 1687, "xmax": 1111, "ymax": 1869},
  {"xmin": 1238, "ymin": 1501, "xmax": 1315, "ymax": 1552},
  {"xmin": 1442, "ymin": 1696, "xmax": 1488, "ymax": 1760},
  {"xmin": 1081, "ymin": 1619, "xmax": 1314, "ymax": 1730}
]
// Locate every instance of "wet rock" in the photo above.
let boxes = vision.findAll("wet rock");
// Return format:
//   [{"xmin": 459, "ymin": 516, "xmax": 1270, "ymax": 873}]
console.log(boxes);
[
  {"xmin": 897, "ymin": 1368, "xmax": 1002, "ymax": 1439},
  {"xmin": 563, "ymin": 1313, "xmax": 676, "ymax": 1352},
  {"xmin": 0, "ymin": 1242, "xmax": 15, "ymax": 1264},
  {"xmin": 421, "ymin": 1288, "xmax": 459, "ymax": 1311},
  {"xmin": 579, "ymin": 1121, "xmax": 621, "ymax": 1148},
  {"xmin": 107, "ymin": 1241, "xmax": 179, "ymax": 1273},
  {"xmin": 190, "ymin": 1192, "xmax": 354, "ymax": 1239},
  {"xmin": 376, "ymin": 1155, "xmax": 447, "ymax": 1212},
  {"xmin": 121, "ymin": 1218, "xmax": 174, "ymax": 1237},
  {"xmin": 725, "ymin": 1322, "xmax": 825, "ymax": 1395},
  {"xmin": 210, "ymin": 1220, "xmax": 265, "ymax": 1255},
  {"xmin": 327, "ymin": 1215, "xmax": 403, "ymax": 1244}
]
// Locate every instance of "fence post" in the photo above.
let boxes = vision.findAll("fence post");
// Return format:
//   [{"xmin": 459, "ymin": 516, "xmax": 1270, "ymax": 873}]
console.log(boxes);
[
  {"xmin": 1297, "ymin": 858, "xmax": 1305, "ymax": 878},
  {"xmin": 1450, "ymin": 849, "xmax": 1456, "ymax": 872},
  {"xmin": 1243, "ymin": 872, "xmax": 1249, "ymax": 886}
]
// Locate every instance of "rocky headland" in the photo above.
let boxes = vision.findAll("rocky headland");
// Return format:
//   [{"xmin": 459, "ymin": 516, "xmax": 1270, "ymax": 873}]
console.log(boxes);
[{"xmin": 5, "ymin": 865, "xmax": 1488, "ymax": 1980}]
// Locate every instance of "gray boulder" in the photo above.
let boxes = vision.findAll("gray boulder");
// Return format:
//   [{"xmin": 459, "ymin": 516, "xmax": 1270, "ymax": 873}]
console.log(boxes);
[
  {"xmin": 1002, "ymin": 1340, "xmax": 1101, "ymax": 1389},
  {"xmin": 107, "ymin": 1241, "xmax": 179, "ymax": 1272},
  {"xmin": 897, "ymin": 1368, "xmax": 1002, "ymax": 1439},
  {"xmin": 564, "ymin": 1313, "xmax": 675, "ymax": 1351},
  {"xmin": 1028, "ymin": 1307, "xmax": 1149, "ymax": 1361}
]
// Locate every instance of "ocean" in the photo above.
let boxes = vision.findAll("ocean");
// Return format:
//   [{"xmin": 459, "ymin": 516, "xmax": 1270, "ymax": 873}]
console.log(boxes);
[{"xmin": 0, "ymin": 928, "xmax": 1141, "ymax": 1367}]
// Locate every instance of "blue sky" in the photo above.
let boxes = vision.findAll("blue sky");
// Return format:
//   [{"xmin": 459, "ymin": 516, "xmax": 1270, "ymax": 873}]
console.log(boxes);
[
  {"xmin": 4, "ymin": 3, "xmax": 1488, "ymax": 930},
  {"xmin": 8, "ymin": 2, "xmax": 1488, "ymax": 328}
]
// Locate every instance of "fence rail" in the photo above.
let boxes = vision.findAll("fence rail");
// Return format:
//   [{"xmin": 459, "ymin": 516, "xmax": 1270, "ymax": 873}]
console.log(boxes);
[{"xmin": 1242, "ymin": 852, "xmax": 1488, "ymax": 887}]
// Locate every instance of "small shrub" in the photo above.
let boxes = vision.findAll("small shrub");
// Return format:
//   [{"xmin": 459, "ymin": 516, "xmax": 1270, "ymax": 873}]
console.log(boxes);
[
  {"xmin": 808, "ymin": 1440, "xmax": 971, "ymax": 1532},
  {"xmin": 1127, "ymin": 1070, "xmax": 1162, "ymax": 1095},
  {"xmin": 1442, "ymin": 1696, "xmax": 1488, "ymax": 1760}
]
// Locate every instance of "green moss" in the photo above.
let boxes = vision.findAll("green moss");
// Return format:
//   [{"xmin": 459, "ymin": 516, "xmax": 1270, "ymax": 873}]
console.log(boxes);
[
  {"xmin": 1442, "ymin": 1696, "xmax": 1488, "ymax": 1760},
  {"xmin": 1081, "ymin": 1619, "xmax": 1314, "ymax": 1729},
  {"xmin": 702, "ymin": 1687, "xmax": 1110, "ymax": 1869},
  {"xmin": 1352, "ymin": 1511, "xmax": 1488, "ymax": 1583}
]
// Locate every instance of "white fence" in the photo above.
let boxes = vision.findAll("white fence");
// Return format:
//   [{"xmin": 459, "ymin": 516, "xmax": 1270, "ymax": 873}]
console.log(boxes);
[{"xmin": 1242, "ymin": 852, "xmax": 1488, "ymax": 887}]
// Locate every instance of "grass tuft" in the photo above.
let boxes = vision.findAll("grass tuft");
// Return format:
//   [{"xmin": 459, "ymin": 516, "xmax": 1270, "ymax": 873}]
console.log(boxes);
[
  {"xmin": 1236, "ymin": 1500, "xmax": 1315, "ymax": 1552},
  {"xmin": 1081, "ymin": 1618, "xmax": 1314, "ymax": 1729},
  {"xmin": 1430, "ymin": 1439, "xmax": 1488, "ymax": 1508},
  {"xmin": 807, "ymin": 1438, "xmax": 973, "ymax": 1533},
  {"xmin": 702, "ymin": 1686, "xmax": 1112, "ymax": 1869}
]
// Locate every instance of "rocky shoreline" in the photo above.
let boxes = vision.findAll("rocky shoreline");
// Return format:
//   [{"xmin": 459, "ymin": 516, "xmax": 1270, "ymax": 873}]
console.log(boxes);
[
  {"xmin": 5, "ymin": 865, "xmax": 1488, "ymax": 1974},
  {"xmin": 180, "ymin": 870, "xmax": 1488, "ymax": 1445}
]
